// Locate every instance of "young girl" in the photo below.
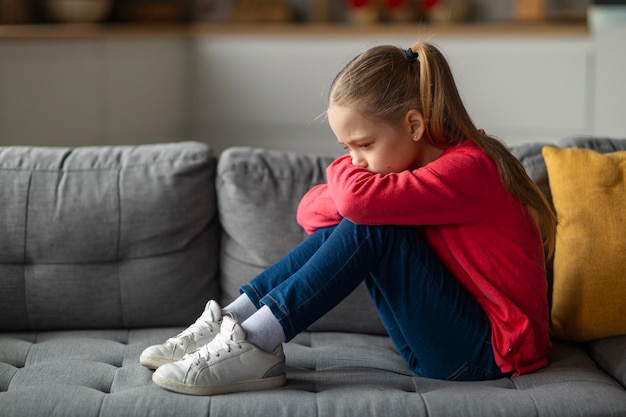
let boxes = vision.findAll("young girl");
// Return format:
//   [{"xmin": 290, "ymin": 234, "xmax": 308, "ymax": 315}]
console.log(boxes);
[{"xmin": 141, "ymin": 41, "xmax": 557, "ymax": 396}]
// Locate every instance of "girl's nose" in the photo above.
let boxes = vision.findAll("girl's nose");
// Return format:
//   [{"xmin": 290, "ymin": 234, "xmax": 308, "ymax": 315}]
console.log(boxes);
[{"xmin": 351, "ymin": 154, "xmax": 367, "ymax": 168}]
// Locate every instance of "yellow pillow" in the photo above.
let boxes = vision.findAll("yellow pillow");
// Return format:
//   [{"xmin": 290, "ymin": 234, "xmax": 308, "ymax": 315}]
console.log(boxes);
[{"xmin": 542, "ymin": 146, "xmax": 626, "ymax": 341}]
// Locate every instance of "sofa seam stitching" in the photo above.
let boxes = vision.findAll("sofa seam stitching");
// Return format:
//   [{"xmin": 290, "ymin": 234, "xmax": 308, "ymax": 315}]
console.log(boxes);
[
  {"xmin": 23, "ymin": 170, "xmax": 33, "ymax": 329},
  {"xmin": 116, "ymin": 166, "xmax": 125, "ymax": 328}
]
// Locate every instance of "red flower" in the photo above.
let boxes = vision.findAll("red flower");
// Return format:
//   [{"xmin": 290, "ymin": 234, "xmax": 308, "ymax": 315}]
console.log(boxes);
[
  {"xmin": 385, "ymin": 0, "xmax": 405, "ymax": 9},
  {"xmin": 349, "ymin": 0, "xmax": 371, "ymax": 8}
]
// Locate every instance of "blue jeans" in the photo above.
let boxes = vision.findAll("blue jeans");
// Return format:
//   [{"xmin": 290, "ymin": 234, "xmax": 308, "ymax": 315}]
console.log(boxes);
[{"xmin": 240, "ymin": 219, "xmax": 505, "ymax": 381}]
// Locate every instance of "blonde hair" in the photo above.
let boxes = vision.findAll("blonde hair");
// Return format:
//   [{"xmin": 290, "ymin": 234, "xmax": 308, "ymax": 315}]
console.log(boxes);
[{"xmin": 328, "ymin": 42, "xmax": 556, "ymax": 258}]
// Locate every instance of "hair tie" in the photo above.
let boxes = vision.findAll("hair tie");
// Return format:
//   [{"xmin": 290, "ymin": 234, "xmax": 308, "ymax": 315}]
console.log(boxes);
[{"xmin": 404, "ymin": 48, "xmax": 419, "ymax": 63}]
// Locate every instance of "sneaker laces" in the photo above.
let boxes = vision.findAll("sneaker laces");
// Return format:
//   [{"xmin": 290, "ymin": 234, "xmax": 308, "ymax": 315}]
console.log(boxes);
[
  {"xmin": 190, "ymin": 333, "xmax": 242, "ymax": 365},
  {"xmin": 168, "ymin": 316, "xmax": 215, "ymax": 345}
]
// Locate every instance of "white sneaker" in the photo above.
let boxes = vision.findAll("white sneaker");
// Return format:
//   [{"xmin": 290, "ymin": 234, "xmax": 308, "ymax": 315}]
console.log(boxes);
[
  {"xmin": 140, "ymin": 300, "xmax": 225, "ymax": 370},
  {"xmin": 152, "ymin": 316, "xmax": 286, "ymax": 396}
]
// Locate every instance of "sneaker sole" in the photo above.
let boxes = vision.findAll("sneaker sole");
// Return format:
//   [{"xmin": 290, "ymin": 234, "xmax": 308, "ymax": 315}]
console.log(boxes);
[
  {"xmin": 152, "ymin": 372, "xmax": 286, "ymax": 396},
  {"xmin": 139, "ymin": 354, "xmax": 175, "ymax": 370}
]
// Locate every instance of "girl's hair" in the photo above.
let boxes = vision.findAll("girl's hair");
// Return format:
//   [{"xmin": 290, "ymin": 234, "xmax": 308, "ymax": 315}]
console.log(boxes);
[{"xmin": 328, "ymin": 41, "xmax": 557, "ymax": 258}]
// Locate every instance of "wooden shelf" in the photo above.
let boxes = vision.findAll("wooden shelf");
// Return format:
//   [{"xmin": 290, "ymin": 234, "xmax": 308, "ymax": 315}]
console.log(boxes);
[
  {"xmin": 0, "ymin": 21, "xmax": 589, "ymax": 41},
  {"xmin": 0, "ymin": 23, "xmax": 188, "ymax": 40},
  {"xmin": 190, "ymin": 21, "xmax": 588, "ymax": 38}
]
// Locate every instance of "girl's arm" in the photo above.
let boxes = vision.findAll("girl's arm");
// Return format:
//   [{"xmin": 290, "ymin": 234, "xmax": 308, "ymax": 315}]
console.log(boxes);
[
  {"xmin": 326, "ymin": 151, "xmax": 499, "ymax": 226},
  {"xmin": 296, "ymin": 183, "xmax": 343, "ymax": 235}
]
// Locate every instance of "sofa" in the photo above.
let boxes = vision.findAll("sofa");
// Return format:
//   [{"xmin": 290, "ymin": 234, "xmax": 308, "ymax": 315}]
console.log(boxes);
[{"xmin": 1, "ymin": 136, "xmax": 625, "ymax": 417}]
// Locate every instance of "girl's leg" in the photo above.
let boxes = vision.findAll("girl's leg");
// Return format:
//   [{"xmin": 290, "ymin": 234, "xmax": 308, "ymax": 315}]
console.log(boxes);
[
  {"xmin": 363, "ymin": 227, "xmax": 503, "ymax": 381},
  {"xmin": 244, "ymin": 219, "xmax": 502, "ymax": 381},
  {"xmin": 240, "ymin": 226, "xmax": 337, "ymax": 307},
  {"xmin": 240, "ymin": 219, "xmax": 370, "ymax": 339}
]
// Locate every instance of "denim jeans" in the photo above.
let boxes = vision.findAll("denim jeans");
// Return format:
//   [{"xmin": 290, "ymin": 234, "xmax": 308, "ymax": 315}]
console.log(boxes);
[{"xmin": 240, "ymin": 219, "xmax": 505, "ymax": 381}]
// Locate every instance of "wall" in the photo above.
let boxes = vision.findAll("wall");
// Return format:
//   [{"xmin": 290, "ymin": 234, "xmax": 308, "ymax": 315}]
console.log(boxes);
[
  {"xmin": 0, "ymin": 23, "xmax": 623, "ymax": 154},
  {"xmin": 190, "ymin": 31, "xmax": 592, "ymax": 154},
  {"xmin": 593, "ymin": 26, "xmax": 626, "ymax": 138},
  {"xmin": 0, "ymin": 37, "xmax": 188, "ymax": 147}
]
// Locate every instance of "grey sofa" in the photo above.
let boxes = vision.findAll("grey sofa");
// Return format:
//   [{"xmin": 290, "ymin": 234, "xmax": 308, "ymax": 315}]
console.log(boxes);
[{"xmin": 1, "ymin": 137, "xmax": 625, "ymax": 417}]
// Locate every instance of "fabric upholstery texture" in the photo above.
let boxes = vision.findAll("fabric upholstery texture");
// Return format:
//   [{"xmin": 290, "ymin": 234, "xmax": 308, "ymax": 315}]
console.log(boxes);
[
  {"xmin": 0, "ymin": 143, "xmax": 220, "ymax": 330},
  {"xmin": 587, "ymin": 336, "xmax": 626, "ymax": 388},
  {"xmin": 1, "ymin": 329, "xmax": 626, "ymax": 417},
  {"xmin": 510, "ymin": 137, "xmax": 626, "ymax": 317},
  {"xmin": 543, "ymin": 146, "xmax": 626, "ymax": 341},
  {"xmin": 543, "ymin": 147, "xmax": 626, "ymax": 341},
  {"xmin": 2, "ymin": 139, "xmax": 626, "ymax": 417},
  {"xmin": 216, "ymin": 147, "xmax": 386, "ymax": 335}
]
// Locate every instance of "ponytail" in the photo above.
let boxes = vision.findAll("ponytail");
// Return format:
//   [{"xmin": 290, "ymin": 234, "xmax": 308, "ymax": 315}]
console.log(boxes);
[{"xmin": 409, "ymin": 42, "xmax": 556, "ymax": 258}]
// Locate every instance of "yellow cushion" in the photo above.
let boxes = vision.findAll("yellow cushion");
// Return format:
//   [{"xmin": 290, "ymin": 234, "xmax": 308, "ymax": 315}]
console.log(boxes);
[{"xmin": 543, "ymin": 146, "xmax": 626, "ymax": 342}]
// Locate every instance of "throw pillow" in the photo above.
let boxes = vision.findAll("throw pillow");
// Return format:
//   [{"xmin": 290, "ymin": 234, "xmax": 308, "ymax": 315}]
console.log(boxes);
[{"xmin": 543, "ymin": 146, "xmax": 626, "ymax": 341}]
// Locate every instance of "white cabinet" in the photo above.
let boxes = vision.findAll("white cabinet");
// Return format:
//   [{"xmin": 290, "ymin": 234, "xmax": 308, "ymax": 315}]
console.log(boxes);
[
  {"xmin": 0, "ymin": 24, "xmax": 622, "ymax": 151},
  {"xmin": 437, "ymin": 37, "xmax": 592, "ymax": 146},
  {"xmin": 0, "ymin": 42, "xmax": 102, "ymax": 147},
  {"xmin": 191, "ymin": 33, "xmax": 592, "ymax": 154},
  {"xmin": 0, "ymin": 37, "xmax": 187, "ymax": 147},
  {"xmin": 100, "ymin": 39, "xmax": 188, "ymax": 146},
  {"xmin": 593, "ymin": 27, "xmax": 626, "ymax": 138}
]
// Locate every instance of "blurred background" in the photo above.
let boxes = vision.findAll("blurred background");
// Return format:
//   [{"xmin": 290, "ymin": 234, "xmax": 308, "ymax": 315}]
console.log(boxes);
[
  {"xmin": 0, "ymin": 0, "xmax": 591, "ymax": 25},
  {"xmin": 0, "ymin": 0, "xmax": 624, "ymax": 154}
]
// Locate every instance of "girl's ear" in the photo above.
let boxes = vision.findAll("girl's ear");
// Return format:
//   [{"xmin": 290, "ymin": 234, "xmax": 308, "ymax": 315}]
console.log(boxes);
[{"xmin": 406, "ymin": 110, "xmax": 425, "ymax": 142}]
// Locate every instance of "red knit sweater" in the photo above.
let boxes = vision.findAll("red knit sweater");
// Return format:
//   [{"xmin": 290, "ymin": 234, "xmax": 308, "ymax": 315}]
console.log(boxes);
[{"xmin": 296, "ymin": 141, "xmax": 551, "ymax": 376}]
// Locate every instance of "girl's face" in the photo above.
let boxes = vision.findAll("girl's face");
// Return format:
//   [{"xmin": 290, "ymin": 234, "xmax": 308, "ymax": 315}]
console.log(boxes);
[{"xmin": 328, "ymin": 105, "xmax": 435, "ymax": 175}]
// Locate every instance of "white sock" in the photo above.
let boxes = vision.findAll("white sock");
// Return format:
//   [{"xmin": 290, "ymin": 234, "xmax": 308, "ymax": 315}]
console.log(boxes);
[
  {"xmin": 241, "ymin": 305, "xmax": 286, "ymax": 353},
  {"xmin": 224, "ymin": 294, "xmax": 257, "ymax": 322}
]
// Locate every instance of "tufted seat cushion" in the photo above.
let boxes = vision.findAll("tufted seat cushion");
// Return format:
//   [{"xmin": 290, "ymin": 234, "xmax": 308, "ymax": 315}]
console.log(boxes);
[{"xmin": 1, "ymin": 331, "xmax": 626, "ymax": 417}]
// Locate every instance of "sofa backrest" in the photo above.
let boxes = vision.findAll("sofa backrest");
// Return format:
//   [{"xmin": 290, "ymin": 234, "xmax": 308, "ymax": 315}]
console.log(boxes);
[
  {"xmin": 0, "ymin": 142, "xmax": 220, "ymax": 330},
  {"xmin": 510, "ymin": 136, "xmax": 626, "ymax": 210},
  {"xmin": 216, "ymin": 137, "xmax": 626, "ymax": 335},
  {"xmin": 216, "ymin": 147, "xmax": 387, "ymax": 334},
  {"xmin": 3, "ymin": 137, "xmax": 624, "ymax": 333}
]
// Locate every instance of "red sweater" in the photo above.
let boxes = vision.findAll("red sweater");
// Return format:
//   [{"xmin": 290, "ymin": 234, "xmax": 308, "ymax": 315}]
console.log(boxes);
[{"xmin": 296, "ymin": 141, "xmax": 551, "ymax": 376}]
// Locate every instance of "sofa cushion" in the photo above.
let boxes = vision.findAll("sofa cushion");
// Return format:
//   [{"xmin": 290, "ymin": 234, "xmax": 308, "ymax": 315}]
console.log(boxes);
[
  {"xmin": 216, "ymin": 147, "xmax": 386, "ymax": 335},
  {"xmin": 510, "ymin": 137, "xmax": 626, "ymax": 315},
  {"xmin": 510, "ymin": 137, "xmax": 626, "ymax": 207},
  {"xmin": 1, "ymin": 330, "xmax": 626, "ymax": 417},
  {"xmin": 509, "ymin": 142, "xmax": 554, "ymax": 202},
  {"xmin": 543, "ymin": 146, "xmax": 626, "ymax": 341},
  {"xmin": 587, "ymin": 335, "xmax": 626, "ymax": 388},
  {"xmin": 216, "ymin": 140, "xmax": 626, "ymax": 336},
  {"xmin": 0, "ymin": 142, "xmax": 220, "ymax": 330}
]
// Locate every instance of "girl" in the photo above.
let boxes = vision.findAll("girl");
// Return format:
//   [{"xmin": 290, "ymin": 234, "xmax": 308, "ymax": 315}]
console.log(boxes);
[{"xmin": 142, "ymin": 41, "xmax": 557, "ymax": 396}]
